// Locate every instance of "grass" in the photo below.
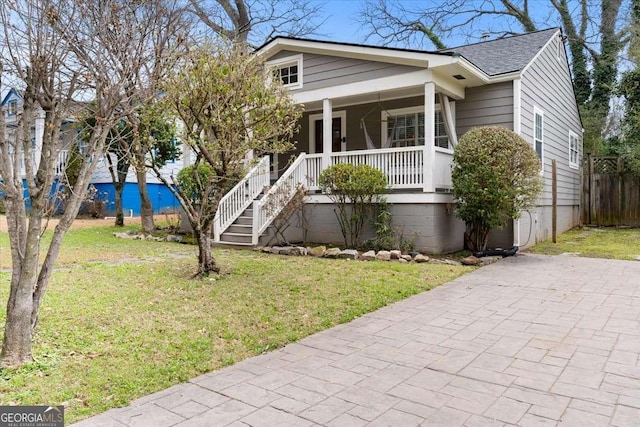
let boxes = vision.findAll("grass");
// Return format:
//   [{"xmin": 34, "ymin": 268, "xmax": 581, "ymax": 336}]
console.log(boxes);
[
  {"xmin": 0, "ymin": 225, "xmax": 470, "ymax": 423},
  {"xmin": 527, "ymin": 226, "xmax": 640, "ymax": 260}
]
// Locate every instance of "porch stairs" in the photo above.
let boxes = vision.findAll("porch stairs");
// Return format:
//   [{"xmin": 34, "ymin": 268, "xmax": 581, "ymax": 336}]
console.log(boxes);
[
  {"xmin": 218, "ymin": 199, "xmax": 261, "ymax": 246},
  {"xmin": 214, "ymin": 153, "xmax": 308, "ymax": 247}
]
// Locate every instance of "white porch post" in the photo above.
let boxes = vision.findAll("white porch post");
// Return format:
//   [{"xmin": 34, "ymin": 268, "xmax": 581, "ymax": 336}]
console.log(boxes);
[
  {"xmin": 423, "ymin": 78, "xmax": 435, "ymax": 193},
  {"xmin": 322, "ymin": 98, "xmax": 332, "ymax": 172}
]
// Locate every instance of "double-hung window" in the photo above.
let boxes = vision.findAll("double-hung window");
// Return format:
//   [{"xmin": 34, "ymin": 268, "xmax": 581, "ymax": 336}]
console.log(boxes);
[
  {"xmin": 7, "ymin": 100, "xmax": 17, "ymax": 116},
  {"xmin": 569, "ymin": 131, "xmax": 579, "ymax": 169},
  {"xmin": 533, "ymin": 107, "xmax": 544, "ymax": 171},
  {"xmin": 385, "ymin": 107, "xmax": 451, "ymax": 149}
]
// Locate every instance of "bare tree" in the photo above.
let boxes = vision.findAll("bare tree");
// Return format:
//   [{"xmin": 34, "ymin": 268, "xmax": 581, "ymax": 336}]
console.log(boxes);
[
  {"xmin": 188, "ymin": 0, "xmax": 325, "ymax": 44},
  {"xmin": 0, "ymin": 0, "xmax": 183, "ymax": 367},
  {"xmin": 360, "ymin": 0, "xmax": 629, "ymax": 149},
  {"xmin": 149, "ymin": 42, "xmax": 301, "ymax": 276}
]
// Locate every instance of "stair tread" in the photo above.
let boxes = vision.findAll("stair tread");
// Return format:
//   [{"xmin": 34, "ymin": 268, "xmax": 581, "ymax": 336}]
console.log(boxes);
[
  {"xmin": 221, "ymin": 232, "xmax": 253, "ymax": 237},
  {"xmin": 216, "ymin": 241, "xmax": 255, "ymax": 247}
]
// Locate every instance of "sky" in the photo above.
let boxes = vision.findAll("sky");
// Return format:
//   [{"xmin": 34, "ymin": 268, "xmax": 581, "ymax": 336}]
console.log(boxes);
[{"xmin": 318, "ymin": 0, "xmax": 367, "ymax": 44}]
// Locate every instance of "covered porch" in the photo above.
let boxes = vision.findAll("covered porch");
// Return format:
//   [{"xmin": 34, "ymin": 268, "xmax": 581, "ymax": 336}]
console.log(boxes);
[{"xmin": 280, "ymin": 68, "xmax": 466, "ymax": 194}]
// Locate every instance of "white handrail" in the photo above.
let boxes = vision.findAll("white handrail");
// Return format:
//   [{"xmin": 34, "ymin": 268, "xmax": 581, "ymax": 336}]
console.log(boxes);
[
  {"xmin": 214, "ymin": 156, "xmax": 270, "ymax": 242},
  {"xmin": 253, "ymin": 153, "xmax": 308, "ymax": 245}
]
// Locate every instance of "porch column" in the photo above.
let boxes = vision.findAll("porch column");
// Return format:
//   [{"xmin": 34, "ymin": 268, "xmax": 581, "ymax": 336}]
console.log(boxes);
[
  {"xmin": 322, "ymin": 98, "xmax": 332, "ymax": 172},
  {"xmin": 423, "ymin": 79, "xmax": 435, "ymax": 193}
]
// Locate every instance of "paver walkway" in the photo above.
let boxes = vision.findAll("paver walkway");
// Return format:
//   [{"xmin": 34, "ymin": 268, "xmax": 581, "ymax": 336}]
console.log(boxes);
[{"xmin": 75, "ymin": 254, "xmax": 640, "ymax": 426}]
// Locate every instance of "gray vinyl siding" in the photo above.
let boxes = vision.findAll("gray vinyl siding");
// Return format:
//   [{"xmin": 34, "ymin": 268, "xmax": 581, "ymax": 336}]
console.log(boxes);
[
  {"xmin": 455, "ymin": 82, "xmax": 514, "ymax": 137},
  {"xmin": 287, "ymin": 95, "xmax": 427, "ymax": 160},
  {"xmin": 267, "ymin": 50, "xmax": 423, "ymax": 92},
  {"xmin": 520, "ymin": 36, "xmax": 582, "ymax": 207}
]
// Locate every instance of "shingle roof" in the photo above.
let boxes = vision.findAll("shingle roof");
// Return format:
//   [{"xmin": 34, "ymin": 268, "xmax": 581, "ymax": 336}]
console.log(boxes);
[{"xmin": 441, "ymin": 28, "xmax": 560, "ymax": 76}]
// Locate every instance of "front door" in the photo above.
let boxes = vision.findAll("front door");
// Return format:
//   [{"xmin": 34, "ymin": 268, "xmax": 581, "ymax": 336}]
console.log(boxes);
[{"xmin": 309, "ymin": 111, "xmax": 346, "ymax": 154}]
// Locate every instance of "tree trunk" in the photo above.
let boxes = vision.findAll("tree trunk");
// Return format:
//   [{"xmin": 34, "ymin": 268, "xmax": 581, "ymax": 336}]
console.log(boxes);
[
  {"xmin": 136, "ymin": 167, "xmax": 155, "ymax": 233},
  {"xmin": 196, "ymin": 227, "xmax": 220, "ymax": 276},
  {"xmin": 114, "ymin": 181, "xmax": 125, "ymax": 227},
  {"xmin": 1, "ymin": 201, "xmax": 43, "ymax": 367}
]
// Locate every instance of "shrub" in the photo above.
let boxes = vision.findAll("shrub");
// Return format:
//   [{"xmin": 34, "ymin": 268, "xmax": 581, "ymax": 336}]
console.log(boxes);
[
  {"xmin": 363, "ymin": 202, "xmax": 415, "ymax": 252},
  {"xmin": 452, "ymin": 126, "xmax": 543, "ymax": 251},
  {"xmin": 319, "ymin": 163, "xmax": 388, "ymax": 247},
  {"xmin": 176, "ymin": 163, "xmax": 216, "ymax": 204}
]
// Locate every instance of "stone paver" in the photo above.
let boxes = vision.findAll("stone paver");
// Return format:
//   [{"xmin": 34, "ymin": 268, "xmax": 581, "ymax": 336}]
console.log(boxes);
[{"xmin": 73, "ymin": 254, "xmax": 640, "ymax": 426}]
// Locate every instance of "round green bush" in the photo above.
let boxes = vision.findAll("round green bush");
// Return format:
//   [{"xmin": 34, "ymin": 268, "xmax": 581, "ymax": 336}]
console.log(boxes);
[{"xmin": 452, "ymin": 126, "xmax": 543, "ymax": 251}]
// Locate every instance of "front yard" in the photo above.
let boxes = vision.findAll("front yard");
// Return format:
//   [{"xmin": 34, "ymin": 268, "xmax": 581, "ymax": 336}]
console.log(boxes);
[{"xmin": 0, "ymin": 225, "xmax": 468, "ymax": 423}]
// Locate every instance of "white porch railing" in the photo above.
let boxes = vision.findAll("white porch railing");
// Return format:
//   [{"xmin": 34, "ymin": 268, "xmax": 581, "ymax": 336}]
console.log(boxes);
[
  {"xmin": 252, "ymin": 153, "xmax": 308, "ymax": 245},
  {"xmin": 55, "ymin": 150, "xmax": 69, "ymax": 176},
  {"xmin": 303, "ymin": 146, "xmax": 454, "ymax": 192},
  {"xmin": 331, "ymin": 146, "xmax": 425, "ymax": 189},
  {"xmin": 214, "ymin": 156, "xmax": 270, "ymax": 242},
  {"xmin": 305, "ymin": 154, "xmax": 322, "ymax": 190}
]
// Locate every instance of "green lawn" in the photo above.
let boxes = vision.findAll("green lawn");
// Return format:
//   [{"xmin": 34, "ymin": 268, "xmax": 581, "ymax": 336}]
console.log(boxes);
[
  {"xmin": 528, "ymin": 226, "xmax": 640, "ymax": 260},
  {"xmin": 0, "ymin": 225, "xmax": 469, "ymax": 423}
]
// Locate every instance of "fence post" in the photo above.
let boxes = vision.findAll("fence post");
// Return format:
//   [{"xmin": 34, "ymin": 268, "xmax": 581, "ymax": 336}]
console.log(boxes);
[
  {"xmin": 552, "ymin": 159, "xmax": 557, "ymax": 243},
  {"xmin": 618, "ymin": 156, "xmax": 624, "ymax": 225}
]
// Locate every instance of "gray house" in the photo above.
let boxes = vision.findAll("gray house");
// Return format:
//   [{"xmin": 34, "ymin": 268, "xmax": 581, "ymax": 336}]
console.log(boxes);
[{"xmin": 214, "ymin": 28, "xmax": 582, "ymax": 252}]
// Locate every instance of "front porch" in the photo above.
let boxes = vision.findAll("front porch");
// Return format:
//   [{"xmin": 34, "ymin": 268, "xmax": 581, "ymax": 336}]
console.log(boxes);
[{"xmin": 275, "ymin": 68, "xmax": 464, "ymax": 194}]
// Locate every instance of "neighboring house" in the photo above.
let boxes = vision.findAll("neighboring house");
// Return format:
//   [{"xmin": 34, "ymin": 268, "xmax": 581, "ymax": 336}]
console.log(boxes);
[
  {"xmin": 214, "ymin": 28, "xmax": 583, "ymax": 252},
  {"xmin": 1, "ymin": 89, "xmax": 181, "ymax": 216}
]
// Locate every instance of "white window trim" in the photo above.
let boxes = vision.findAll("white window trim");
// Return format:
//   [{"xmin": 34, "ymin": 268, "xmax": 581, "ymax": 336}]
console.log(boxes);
[
  {"xmin": 266, "ymin": 54, "xmax": 303, "ymax": 90},
  {"xmin": 308, "ymin": 110, "xmax": 347, "ymax": 154},
  {"xmin": 568, "ymin": 130, "xmax": 580, "ymax": 169},
  {"xmin": 533, "ymin": 106, "xmax": 544, "ymax": 174},
  {"xmin": 7, "ymin": 99, "xmax": 18, "ymax": 116},
  {"xmin": 381, "ymin": 104, "xmax": 453, "ymax": 152}
]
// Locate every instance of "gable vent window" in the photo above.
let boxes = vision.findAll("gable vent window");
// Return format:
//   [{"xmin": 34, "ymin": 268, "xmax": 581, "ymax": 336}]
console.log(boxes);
[
  {"xmin": 267, "ymin": 54, "xmax": 303, "ymax": 90},
  {"xmin": 277, "ymin": 64, "xmax": 298, "ymax": 86}
]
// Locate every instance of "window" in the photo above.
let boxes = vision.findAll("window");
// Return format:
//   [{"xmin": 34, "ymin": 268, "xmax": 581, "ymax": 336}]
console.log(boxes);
[
  {"xmin": 534, "ymin": 107, "xmax": 544, "ymax": 171},
  {"xmin": 7, "ymin": 100, "xmax": 17, "ymax": 116},
  {"xmin": 385, "ymin": 107, "xmax": 450, "ymax": 149},
  {"xmin": 276, "ymin": 64, "xmax": 298, "ymax": 86},
  {"xmin": 569, "ymin": 131, "xmax": 579, "ymax": 168},
  {"xmin": 267, "ymin": 54, "xmax": 303, "ymax": 89}
]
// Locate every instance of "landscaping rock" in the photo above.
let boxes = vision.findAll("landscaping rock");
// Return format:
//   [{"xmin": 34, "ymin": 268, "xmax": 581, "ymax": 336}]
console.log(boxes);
[
  {"xmin": 401, "ymin": 255, "xmax": 412, "ymax": 262},
  {"xmin": 278, "ymin": 246, "xmax": 294, "ymax": 255},
  {"xmin": 271, "ymin": 246, "xmax": 282, "ymax": 254},
  {"xmin": 390, "ymin": 250, "xmax": 402, "ymax": 260},
  {"xmin": 480, "ymin": 256, "xmax": 502, "ymax": 266},
  {"xmin": 166, "ymin": 234, "xmax": 183, "ymax": 243},
  {"xmin": 635, "ymin": 255, "xmax": 640, "ymax": 261},
  {"xmin": 324, "ymin": 248, "xmax": 341, "ymax": 258},
  {"xmin": 399, "ymin": 258, "xmax": 408, "ymax": 263},
  {"xmin": 376, "ymin": 250, "xmax": 391, "ymax": 261},
  {"xmin": 261, "ymin": 246, "xmax": 272, "ymax": 253},
  {"xmin": 310, "ymin": 246, "xmax": 327, "ymax": 257},
  {"xmin": 413, "ymin": 254, "xmax": 430, "ymax": 263},
  {"xmin": 461, "ymin": 256, "xmax": 481, "ymax": 266},
  {"xmin": 338, "ymin": 249, "xmax": 359, "ymax": 260},
  {"xmin": 361, "ymin": 250, "xmax": 376, "ymax": 261},
  {"xmin": 289, "ymin": 246, "xmax": 307, "ymax": 256},
  {"xmin": 114, "ymin": 232, "xmax": 135, "ymax": 239}
]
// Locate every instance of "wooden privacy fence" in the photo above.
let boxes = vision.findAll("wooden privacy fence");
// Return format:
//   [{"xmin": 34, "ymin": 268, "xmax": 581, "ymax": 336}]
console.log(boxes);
[{"xmin": 582, "ymin": 156, "xmax": 640, "ymax": 226}]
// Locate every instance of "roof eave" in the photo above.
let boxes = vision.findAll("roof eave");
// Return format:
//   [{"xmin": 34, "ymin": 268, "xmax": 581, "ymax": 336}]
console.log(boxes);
[{"xmin": 259, "ymin": 37, "xmax": 460, "ymax": 68}]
